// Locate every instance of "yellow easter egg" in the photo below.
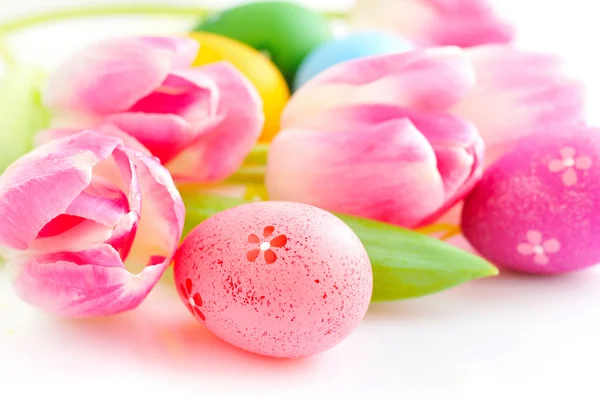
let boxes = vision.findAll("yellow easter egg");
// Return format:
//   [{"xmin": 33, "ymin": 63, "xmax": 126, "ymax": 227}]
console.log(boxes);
[{"xmin": 189, "ymin": 32, "xmax": 290, "ymax": 142}]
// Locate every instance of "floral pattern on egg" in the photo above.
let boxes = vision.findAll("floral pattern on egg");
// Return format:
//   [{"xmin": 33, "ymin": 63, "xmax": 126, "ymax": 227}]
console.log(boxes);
[
  {"xmin": 246, "ymin": 226, "xmax": 288, "ymax": 264},
  {"xmin": 178, "ymin": 278, "xmax": 206, "ymax": 321},
  {"xmin": 174, "ymin": 201, "xmax": 373, "ymax": 358},
  {"xmin": 462, "ymin": 126, "xmax": 600, "ymax": 274},
  {"xmin": 548, "ymin": 147, "xmax": 593, "ymax": 187},
  {"xmin": 516, "ymin": 230, "xmax": 561, "ymax": 266}
]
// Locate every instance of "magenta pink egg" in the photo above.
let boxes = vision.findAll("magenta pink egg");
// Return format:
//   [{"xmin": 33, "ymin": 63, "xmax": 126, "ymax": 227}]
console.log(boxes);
[
  {"xmin": 174, "ymin": 201, "xmax": 373, "ymax": 358},
  {"xmin": 462, "ymin": 126, "xmax": 600, "ymax": 274}
]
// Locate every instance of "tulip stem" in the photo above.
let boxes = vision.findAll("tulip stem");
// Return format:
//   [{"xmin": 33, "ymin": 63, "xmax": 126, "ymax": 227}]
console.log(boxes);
[
  {"xmin": 0, "ymin": 40, "xmax": 15, "ymax": 68},
  {"xmin": 0, "ymin": 5, "xmax": 348, "ymax": 38},
  {"xmin": 416, "ymin": 223, "xmax": 462, "ymax": 240},
  {"xmin": 242, "ymin": 143, "xmax": 270, "ymax": 166},
  {"xmin": 225, "ymin": 166, "xmax": 266, "ymax": 185},
  {"xmin": 0, "ymin": 5, "xmax": 210, "ymax": 37}
]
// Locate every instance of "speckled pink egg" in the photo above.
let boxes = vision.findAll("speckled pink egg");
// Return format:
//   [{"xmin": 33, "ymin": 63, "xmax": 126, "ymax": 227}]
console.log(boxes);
[
  {"xmin": 174, "ymin": 201, "xmax": 373, "ymax": 358},
  {"xmin": 462, "ymin": 126, "xmax": 600, "ymax": 274}
]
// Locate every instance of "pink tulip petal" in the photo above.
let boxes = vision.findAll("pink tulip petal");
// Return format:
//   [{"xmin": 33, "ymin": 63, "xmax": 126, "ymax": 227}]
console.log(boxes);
[
  {"xmin": 137, "ymin": 37, "xmax": 199, "ymax": 68},
  {"xmin": 36, "ymin": 215, "xmax": 86, "ymax": 238},
  {"xmin": 44, "ymin": 37, "xmax": 199, "ymax": 114},
  {"xmin": 526, "ymin": 230, "xmax": 543, "ymax": 245},
  {"xmin": 575, "ymin": 156, "xmax": 593, "ymax": 170},
  {"xmin": 561, "ymin": 168, "xmax": 578, "ymax": 186},
  {"xmin": 120, "ymin": 148, "xmax": 184, "ymax": 271},
  {"xmin": 94, "ymin": 124, "xmax": 152, "ymax": 156},
  {"xmin": 8, "ymin": 244, "xmax": 172, "ymax": 317},
  {"xmin": 548, "ymin": 159, "xmax": 567, "ymax": 173},
  {"xmin": 431, "ymin": 145, "xmax": 478, "ymax": 197},
  {"xmin": 105, "ymin": 112, "xmax": 193, "ymax": 164},
  {"xmin": 35, "ymin": 125, "xmax": 151, "ymax": 157},
  {"xmin": 427, "ymin": 4, "xmax": 515, "ymax": 47},
  {"xmin": 129, "ymin": 70, "xmax": 219, "ymax": 117},
  {"xmin": 0, "ymin": 131, "xmax": 120, "ymax": 251},
  {"xmin": 282, "ymin": 47, "xmax": 476, "ymax": 131},
  {"xmin": 419, "ymin": 141, "xmax": 483, "ymax": 226},
  {"xmin": 293, "ymin": 103, "xmax": 478, "ymax": 144},
  {"xmin": 266, "ymin": 119, "xmax": 446, "ymax": 228},
  {"xmin": 560, "ymin": 147, "xmax": 576, "ymax": 159},
  {"xmin": 533, "ymin": 253, "xmax": 549, "ymax": 265},
  {"xmin": 351, "ymin": 0, "xmax": 514, "ymax": 48},
  {"xmin": 103, "ymin": 154, "xmax": 140, "ymax": 261},
  {"xmin": 31, "ymin": 219, "xmax": 113, "ymax": 254},
  {"xmin": 516, "ymin": 243, "xmax": 534, "ymax": 255},
  {"xmin": 64, "ymin": 176, "xmax": 129, "ymax": 227},
  {"xmin": 105, "ymin": 212, "xmax": 138, "ymax": 260},
  {"xmin": 543, "ymin": 239, "xmax": 561, "ymax": 254},
  {"xmin": 166, "ymin": 62, "xmax": 264, "ymax": 183},
  {"xmin": 452, "ymin": 46, "xmax": 586, "ymax": 166},
  {"xmin": 35, "ymin": 128, "xmax": 141, "ymax": 197}
]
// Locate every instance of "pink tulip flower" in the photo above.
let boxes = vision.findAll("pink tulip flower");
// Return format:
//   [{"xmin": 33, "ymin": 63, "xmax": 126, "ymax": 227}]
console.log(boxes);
[
  {"xmin": 266, "ymin": 46, "xmax": 585, "ymax": 228},
  {"xmin": 0, "ymin": 131, "xmax": 184, "ymax": 317},
  {"xmin": 41, "ymin": 36, "xmax": 264, "ymax": 183},
  {"xmin": 350, "ymin": 0, "xmax": 515, "ymax": 48}
]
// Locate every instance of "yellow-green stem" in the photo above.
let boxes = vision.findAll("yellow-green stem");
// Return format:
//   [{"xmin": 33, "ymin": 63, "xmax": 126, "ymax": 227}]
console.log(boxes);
[
  {"xmin": 242, "ymin": 143, "xmax": 269, "ymax": 166},
  {"xmin": 0, "ymin": 5, "xmax": 347, "ymax": 38},
  {"xmin": 225, "ymin": 165, "xmax": 266, "ymax": 185},
  {"xmin": 0, "ymin": 40, "xmax": 15, "ymax": 68},
  {"xmin": 0, "ymin": 5, "xmax": 210, "ymax": 36},
  {"xmin": 416, "ymin": 223, "xmax": 462, "ymax": 241}
]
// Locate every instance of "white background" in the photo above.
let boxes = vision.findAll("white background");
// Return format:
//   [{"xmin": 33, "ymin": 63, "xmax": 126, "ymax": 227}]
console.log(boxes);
[{"xmin": 2, "ymin": 0, "xmax": 600, "ymax": 398}]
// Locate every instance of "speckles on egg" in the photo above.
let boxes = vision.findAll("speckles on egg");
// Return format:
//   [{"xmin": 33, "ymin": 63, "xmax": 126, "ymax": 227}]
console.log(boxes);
[
  {"xmin": 461, "ymin": 127, "xmax": 600, "ymax": 274},
  {"xmin": 174, "ymin": 201, "xmax": 372, "ymax": 358}
]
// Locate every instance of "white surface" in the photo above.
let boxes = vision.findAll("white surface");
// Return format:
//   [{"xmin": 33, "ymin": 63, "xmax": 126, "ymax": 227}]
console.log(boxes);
[{"xmin": 2, "ymin": 0, "xmax": 600, "ymax": 398}]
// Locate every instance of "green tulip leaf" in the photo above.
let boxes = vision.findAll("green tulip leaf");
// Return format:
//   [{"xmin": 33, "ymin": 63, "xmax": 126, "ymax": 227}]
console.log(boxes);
[
  {"xmin": 334, "ymin": 214, "xmax": 497, "ymax": 301},
  {"xmin": 181, "ymin": 189, "xmax": 248, "ymax": 237},
  {"xmin": 0, "ymin": 64, "xmax": 51, "ymax": 173},
  {"xmin": 182, "ymin": 192, "xmax": 498, "ymax": 302}
]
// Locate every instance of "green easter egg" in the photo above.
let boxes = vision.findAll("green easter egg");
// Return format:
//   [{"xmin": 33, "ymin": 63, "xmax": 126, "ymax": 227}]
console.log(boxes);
[{"xmin": 195, "ymin": 1, "xmax": 333, "ymax": 84}]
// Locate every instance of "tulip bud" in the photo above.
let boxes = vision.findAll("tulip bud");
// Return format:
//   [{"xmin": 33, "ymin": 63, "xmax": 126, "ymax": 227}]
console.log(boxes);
[
  {"xmin": 0, "ymin": 131, "xmax": 184, "ymax": 317},
  {"xmin": 349, "ymin": 0, "xmax": 515, "ymax": 48},
  {"xmin": 41, "ymin": 36, "xmax": 264, "ymax": 184},
  {"xmin": 265, "ymin": 46, "xmax": 585, "ymax": 228}
]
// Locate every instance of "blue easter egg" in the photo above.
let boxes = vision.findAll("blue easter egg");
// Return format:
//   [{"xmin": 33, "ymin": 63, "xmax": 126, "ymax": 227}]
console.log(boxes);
[{"xmin": 293, "ymin": 31, "xmax": 414, "ymax": 90}]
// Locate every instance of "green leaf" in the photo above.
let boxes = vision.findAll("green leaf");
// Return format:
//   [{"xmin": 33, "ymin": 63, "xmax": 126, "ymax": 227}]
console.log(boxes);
[
  {"xmin": 181, "ymin": 189, "xmax": 249, "ymax": 237},
  {"xmin": 181, "ymin": 192, "xmax": 498, "ymax": 302},
  {"xmin": 334, "ymin": 214, "xmax": 497, "ymax": 301},
  {"xmin": 0, "ymin": 64, "xmax": 51, "ymax": 173}
]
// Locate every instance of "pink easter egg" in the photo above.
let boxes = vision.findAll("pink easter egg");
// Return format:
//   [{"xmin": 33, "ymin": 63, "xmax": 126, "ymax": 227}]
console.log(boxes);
[
  {"xmin": 462, "ymin": 126, "xmax": 600, "ymax": 274},
  {"xmin": 174, "ymin": 201, "xmax": 373, "ymax": 358}
]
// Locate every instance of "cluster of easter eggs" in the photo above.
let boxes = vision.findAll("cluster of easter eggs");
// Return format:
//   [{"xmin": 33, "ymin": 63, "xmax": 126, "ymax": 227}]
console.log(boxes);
[
  {"xmin": 189, "ymin": 1, "xmax": 414, "ymax": 141},
  {"xmin": 176, "ymin": 1, "xmax": 600, "ymax": 358},
  {"xmin": 176, "ymin": 0, "xmax": 411, "ymax": 359}
]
